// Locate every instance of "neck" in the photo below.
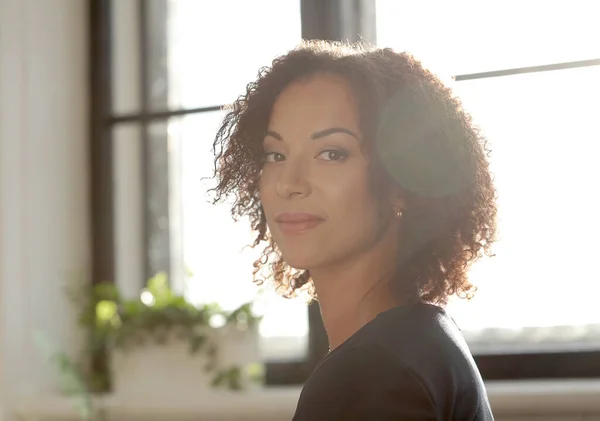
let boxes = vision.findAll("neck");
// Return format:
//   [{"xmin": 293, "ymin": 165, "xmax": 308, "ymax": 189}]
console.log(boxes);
[{"xmin": 310, "ymin": 227, "xmax": 403, "ymax": 350}]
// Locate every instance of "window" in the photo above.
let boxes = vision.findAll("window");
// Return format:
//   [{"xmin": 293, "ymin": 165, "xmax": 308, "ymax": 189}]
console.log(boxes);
[
  {"xmin": 376, "ymin": 0, "xmax": 600, "ymax": 76},
  {"xmin": 91, "ymin": 0, "xmax": 600, "ymax": 386},
  {"xmin": 90, "ymin": 0, "xmax": 319, "ymax": 386},
  {"xmin": 378, "ymin": 0, "xmax": 600, "ymax": 378},
  {"xmin": 91, "ymin": 0, "xmax": 372, "ymax": 386}
]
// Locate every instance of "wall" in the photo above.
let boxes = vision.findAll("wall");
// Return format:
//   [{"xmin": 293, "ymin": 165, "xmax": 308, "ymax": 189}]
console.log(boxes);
[{"xmin": 0, "ymin": 0, "xmax": 89, "ymax": 418}]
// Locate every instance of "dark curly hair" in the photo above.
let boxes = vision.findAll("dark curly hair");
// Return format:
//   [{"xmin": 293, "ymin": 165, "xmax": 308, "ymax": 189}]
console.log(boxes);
[{"xmin": 212, "ymin": 40, "xmax": 497, "ymax": 305}]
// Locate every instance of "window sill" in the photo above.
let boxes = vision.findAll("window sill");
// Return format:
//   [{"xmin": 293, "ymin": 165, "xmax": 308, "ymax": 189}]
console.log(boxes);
[
  {"xmin": 486, "ymin": 379, "xmax": 600, "ymax": 415},
  {"xmin": 14, "ymin": 380, "xmax": 600, "ymax": 420},
  {"xmin": 14, "ymin": 387, "xmax": 300, "ymax": 421}
]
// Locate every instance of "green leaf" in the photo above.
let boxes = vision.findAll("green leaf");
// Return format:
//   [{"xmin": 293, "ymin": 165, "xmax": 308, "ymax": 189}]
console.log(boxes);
[
  {"xmin": 246, "ymin": 362, "xmax": 265, "ymax": 383},
  {"xmin": 169, "ymin": 296, "xmax": 190, "ymax": 309},
  {"xmin": 95, "ymin": 300, "xmax": 119, "ymax": 326},
  {"xmin": 33, "ymin": 332, "xmax": 96, "ymax": 419},
  {"xmin": 189, "ymin": 334, "xmax": 206, "ymax": 353},
  {"xmin": 92, "ymin": 282, "xmax": 120, "ymax": 301},
  {"xmin": 212, "ymin": 366, "xmax": 243, "ymax": 391},
  {"xmin": 228, "ymin": 366, "xmax": 243, "ymax": 391},
  {"xmin": 146, "ymin": 272, "xmax": 172, "ymax": 308},
  {"xmin": 211, "ymin": 370, "xmax": 227, "ymax": 387},
  {"xmin": 122, "ymin": 300, "xmax": 144, "ymax": 316}
]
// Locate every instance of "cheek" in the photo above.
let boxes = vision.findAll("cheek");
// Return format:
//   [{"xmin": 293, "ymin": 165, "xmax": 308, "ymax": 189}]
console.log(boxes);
[
  {"xmin": 322, "ymin": 165, "xmax": 379, "ymax": 226},
  {"xmin": 258, "ymin": 171, "xmax": 276, "ymax": 211}
]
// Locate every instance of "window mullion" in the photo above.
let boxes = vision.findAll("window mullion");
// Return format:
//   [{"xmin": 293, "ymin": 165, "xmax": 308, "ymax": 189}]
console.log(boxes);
[
  {"xmin": 139, "ymin": 0, "xmax": 172, "ymax": 286},
  {"xmin": 301, "ymin": 0, "xmax": 377, "ymax": 43},
  {"xmin": 90, "ymin": 0, "xmax": 115, "ymax": 286}
]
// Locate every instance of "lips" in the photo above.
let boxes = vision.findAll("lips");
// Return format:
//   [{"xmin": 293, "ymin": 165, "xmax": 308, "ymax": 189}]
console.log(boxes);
[{"xmin": 275, "ymin": 212, "xmax": 325, "ymax": 235}]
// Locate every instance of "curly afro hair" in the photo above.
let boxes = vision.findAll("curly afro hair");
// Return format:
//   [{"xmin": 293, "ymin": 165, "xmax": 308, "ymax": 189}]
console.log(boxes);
[{"xmin": 212, "ymin": 40, "xmax": 497, "ymax": 306}]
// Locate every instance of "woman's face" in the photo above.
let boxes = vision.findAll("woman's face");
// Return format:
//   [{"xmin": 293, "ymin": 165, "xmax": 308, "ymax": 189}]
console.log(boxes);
[{"xmin": 259, "ymin": 73, "xmax": 395, "ymax": 271}]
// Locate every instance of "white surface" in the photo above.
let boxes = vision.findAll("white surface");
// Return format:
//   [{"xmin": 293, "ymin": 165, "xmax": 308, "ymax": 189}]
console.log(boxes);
[
  {"xmin": 13, "ymin": 380, "xmax": 600, "ymax": 421},
  {"xmin": 111, "ymin": 326, "xmax": 262, "ymax": 399},
  {"xmin": 0, "ymin": 0, "xmax": 89, "ymax": 411}
]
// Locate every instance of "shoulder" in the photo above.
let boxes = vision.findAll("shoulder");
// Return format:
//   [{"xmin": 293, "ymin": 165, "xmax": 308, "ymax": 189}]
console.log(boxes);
[
  {"xmin": 365, "ymin": 303, "xmax": 492, "ymax": 420},
  {"xmin": 370, "ymin": 304, "xmax": 490, "ymax": 400},
  {"xmin": 294, "ymin": 343, "xmax": 437, "ymax": 420},
  {"xmin": 360, "ymin": 303, "xmax": 475, "ymax": 369}
]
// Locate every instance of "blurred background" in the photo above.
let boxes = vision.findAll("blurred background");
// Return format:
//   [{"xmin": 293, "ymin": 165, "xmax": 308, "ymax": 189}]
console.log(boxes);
[{"xmin": 1, "ymin": 0, "xmax": 599, "ymax": 420}]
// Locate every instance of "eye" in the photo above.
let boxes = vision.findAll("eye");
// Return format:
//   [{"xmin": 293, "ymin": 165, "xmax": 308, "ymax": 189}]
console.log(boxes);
[
  {"xmin": 316, "ymin": 149, "xmax": 349, "ymax": 162},
  {"xmin": 264, "ymin": 151, "xmax": 286, "ymax": 163}
]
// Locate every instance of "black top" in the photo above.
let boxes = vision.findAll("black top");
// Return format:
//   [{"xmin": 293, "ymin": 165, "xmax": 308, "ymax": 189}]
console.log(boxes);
[{"xmin": 292, "ymin": 303, "xmax": 494, "ymax": 421}]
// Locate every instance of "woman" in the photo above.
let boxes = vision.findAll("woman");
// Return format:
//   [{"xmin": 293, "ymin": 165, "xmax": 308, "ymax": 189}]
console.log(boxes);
[{"xmin": 213, "ymin": 40, "xmax": 497, "ymax": 420}]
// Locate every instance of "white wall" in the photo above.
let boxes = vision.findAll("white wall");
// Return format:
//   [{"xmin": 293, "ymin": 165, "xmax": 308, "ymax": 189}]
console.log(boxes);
[{"xmin": 0, "ymin": 0, "xmax": 89, "ymax": 416}]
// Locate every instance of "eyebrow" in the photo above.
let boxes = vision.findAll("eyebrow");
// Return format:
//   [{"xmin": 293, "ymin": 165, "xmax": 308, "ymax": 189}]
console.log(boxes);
[
  {"xmin": 265, "ymin": 130, "xmax": 283, "ymax": 141},
  {"xmin": 265, "ymin": 127, "xmax": 360, "ymax": 142},
  {"xmin": 312, "ymin": 127, "xmax": 360, "ymax": 141}
]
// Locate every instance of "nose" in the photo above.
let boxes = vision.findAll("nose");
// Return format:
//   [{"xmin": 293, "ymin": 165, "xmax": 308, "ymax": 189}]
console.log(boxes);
[{"xmin": 276, "ymin": 159, "xmax": 311, "ymax": 200}]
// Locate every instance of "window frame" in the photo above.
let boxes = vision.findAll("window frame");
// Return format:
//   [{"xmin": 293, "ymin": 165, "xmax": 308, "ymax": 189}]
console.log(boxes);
[{"xmin": 89, "ymin": 0, "xmax": 600, "ymax": 386}]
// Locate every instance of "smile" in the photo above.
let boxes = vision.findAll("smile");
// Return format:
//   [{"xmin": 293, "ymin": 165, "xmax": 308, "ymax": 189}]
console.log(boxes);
[{"xmin": 275, "ymin": 212, "xmax": 325, "ymax": 235}]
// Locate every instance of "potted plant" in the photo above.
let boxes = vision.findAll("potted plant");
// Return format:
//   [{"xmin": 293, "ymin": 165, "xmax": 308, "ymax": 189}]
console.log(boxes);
[{"xmin": 72, "ymin": 272, "xmax": 264, "ymax": 398}]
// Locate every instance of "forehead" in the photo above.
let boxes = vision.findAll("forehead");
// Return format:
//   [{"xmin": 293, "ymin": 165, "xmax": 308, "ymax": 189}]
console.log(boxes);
[{"xmin": 268, "ymin": 73, "xmax": 361, "ymax": 132}]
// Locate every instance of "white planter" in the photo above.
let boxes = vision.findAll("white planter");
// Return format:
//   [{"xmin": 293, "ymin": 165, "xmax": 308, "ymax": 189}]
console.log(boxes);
[{"xmin": 110, "ymin": 324, "xmax": 262, "ymax": 399}]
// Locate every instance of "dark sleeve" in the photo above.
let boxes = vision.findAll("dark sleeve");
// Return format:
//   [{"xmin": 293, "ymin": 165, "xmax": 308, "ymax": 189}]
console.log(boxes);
[{"xmin": 340, "ymin": 344, "xmax": 438, "ymax": 421}]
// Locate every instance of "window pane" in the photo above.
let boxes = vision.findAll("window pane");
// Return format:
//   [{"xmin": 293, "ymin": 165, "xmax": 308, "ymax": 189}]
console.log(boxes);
[
  {"xmin": 111, "ymin": 0, "xmax": 141, "ymax": 115},
  {"xmin": 147, "ymin": 0, "xmax": 170, "ymax": 111},
  {"xmin": 376, "ymin": 0, "xmax": 600, "ymax": 76},
  {"xmin": 148, "ymin": 0, "xmax": 301, "ymax": 110},
  {"xmin": 168, "ymin": 112, "xmax": 308, "ymax": 361},
  {"xmin": 445, "ymin": 65, "xmax": 600, "ymax": 353},
  {"xmin": 113, "ymin": 124, "xmax": 145, "ymax": 299},
  {"xmin": 146, "ymin": 121, "xmax": 173, "ymax": 281}
]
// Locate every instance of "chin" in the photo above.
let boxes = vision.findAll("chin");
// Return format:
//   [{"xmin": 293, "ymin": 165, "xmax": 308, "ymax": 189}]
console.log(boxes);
[
  {"xmin": 279, "ymin": 253, "xmax": 314, "ymax": 271},
  {"xmin": 278, "ymin": 247, "xmax": 324, "ymax": 271}
]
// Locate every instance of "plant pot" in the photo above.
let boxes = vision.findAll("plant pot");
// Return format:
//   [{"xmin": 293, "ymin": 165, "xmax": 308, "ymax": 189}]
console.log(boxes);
[{"xmin": 110, "ymin": 324, "xmax": 263, "ymax": 398}]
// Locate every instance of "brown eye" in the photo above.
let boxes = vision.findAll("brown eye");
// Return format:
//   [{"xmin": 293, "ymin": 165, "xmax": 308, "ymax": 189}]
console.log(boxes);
[
  {"xmin": 264, "ymin": 152, "xmax": 286, "ymax": 163},
  {"xmin": 316, "ymin": 149, "xmax": 349, "ymax": 162}
]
